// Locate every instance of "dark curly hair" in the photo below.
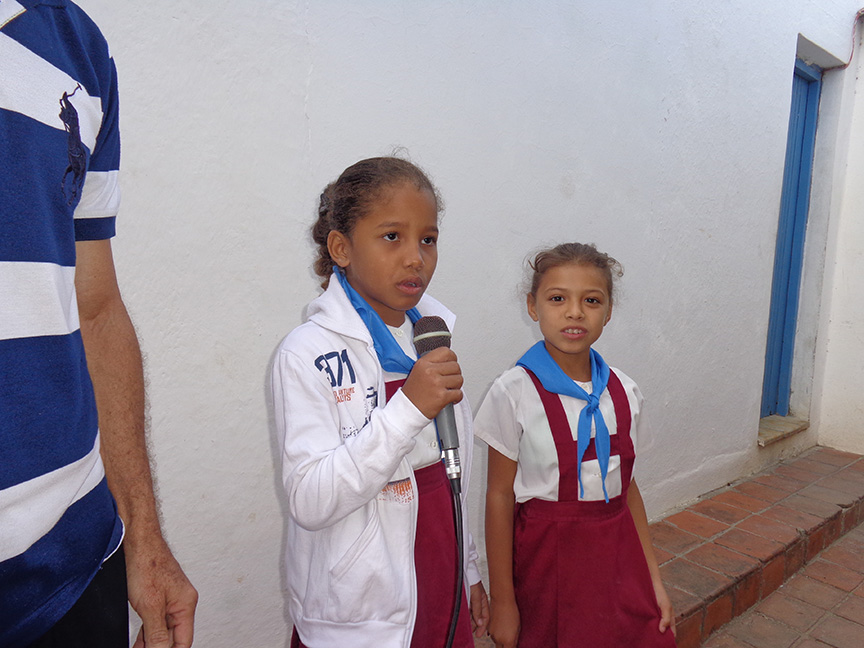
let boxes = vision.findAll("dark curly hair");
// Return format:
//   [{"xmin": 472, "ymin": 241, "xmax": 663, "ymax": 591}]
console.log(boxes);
[
  {"xmin": 311, "ymin": 157, "xmax": 441, "ymax": 284},
  {"xmin": 527, "ymin": 242, "xmax": 623, "ymax": 304}
]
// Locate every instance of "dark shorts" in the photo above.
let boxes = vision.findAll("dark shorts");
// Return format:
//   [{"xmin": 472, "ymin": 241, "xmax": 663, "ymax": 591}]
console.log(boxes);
[{"xmin": 26, "ymin": 545, "xmax": 129, "ymax": 648}]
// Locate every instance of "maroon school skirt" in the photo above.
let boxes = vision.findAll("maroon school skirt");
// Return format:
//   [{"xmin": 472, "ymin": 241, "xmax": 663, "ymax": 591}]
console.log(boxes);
[
  {"xmin": 291, "ymin": 462, "xmax": 472, "ymax": 647},
  {"xmin": 513, "ymin": 496, "xmax": 676, "ymax": 648}
]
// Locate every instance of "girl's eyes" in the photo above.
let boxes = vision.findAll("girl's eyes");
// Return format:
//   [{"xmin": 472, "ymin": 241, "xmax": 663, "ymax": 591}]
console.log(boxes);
[
  {"xmin": 382, "ymin": 232, "xmax": 437, "ymax": 245},
  {"xmin": 548, "ymin": 295, "xmax": 603, "ymax": 304}
]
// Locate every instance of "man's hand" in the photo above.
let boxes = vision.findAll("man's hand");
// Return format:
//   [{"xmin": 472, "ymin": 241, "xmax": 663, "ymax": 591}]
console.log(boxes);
[{"xmin": 127, "ymin": 534, "xmax": 197, "ymax": 648}]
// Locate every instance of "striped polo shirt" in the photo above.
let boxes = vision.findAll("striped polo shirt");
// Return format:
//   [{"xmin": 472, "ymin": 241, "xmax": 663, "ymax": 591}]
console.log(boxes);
[{"xmin": 1, "ymin": 1, "xmax": 124, "ymax": 645}]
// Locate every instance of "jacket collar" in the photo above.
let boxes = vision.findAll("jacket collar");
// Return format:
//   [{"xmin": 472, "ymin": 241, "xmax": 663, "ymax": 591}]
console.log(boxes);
[{"xmin": 307, "ymin": 277, "xmax": 456, "ymax": 344}]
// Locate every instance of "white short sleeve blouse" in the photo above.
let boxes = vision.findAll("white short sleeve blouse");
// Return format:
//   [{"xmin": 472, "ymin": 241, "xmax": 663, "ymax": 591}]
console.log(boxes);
[{"xmin": 474, "ymin": 365, "xmax": 649, "ymax": 503}]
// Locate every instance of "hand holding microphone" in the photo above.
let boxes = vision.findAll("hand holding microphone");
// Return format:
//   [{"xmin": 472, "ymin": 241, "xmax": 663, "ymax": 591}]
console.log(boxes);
[{"xmin": 401, "ymin": 322, "xmax": 463, "ymax": 419}]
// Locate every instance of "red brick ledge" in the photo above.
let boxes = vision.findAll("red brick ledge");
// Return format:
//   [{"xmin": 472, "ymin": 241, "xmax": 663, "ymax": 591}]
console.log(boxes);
[{"xmin": 652, "ymin": 446, "xmax": 864, "ymax": 648}]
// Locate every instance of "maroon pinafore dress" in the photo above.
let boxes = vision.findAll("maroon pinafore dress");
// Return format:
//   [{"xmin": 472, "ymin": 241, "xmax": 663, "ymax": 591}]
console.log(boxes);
[
  {"xmin": 291, "ymin": 378, "xmax": 472, "ymax": 648},
  {"xmin": 513, "ymin": 370, "xmax": 676, "ymax": 648}
]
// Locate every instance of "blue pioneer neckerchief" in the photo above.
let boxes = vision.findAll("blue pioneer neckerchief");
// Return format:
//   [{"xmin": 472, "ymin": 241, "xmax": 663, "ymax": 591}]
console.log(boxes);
[
  {"xmin": 335, "ymin": 268, "xmax": 421, "ymax": 373},
  {"xmin": 517, "ymin": 341, "xmax": 612, "ymax": 502}
]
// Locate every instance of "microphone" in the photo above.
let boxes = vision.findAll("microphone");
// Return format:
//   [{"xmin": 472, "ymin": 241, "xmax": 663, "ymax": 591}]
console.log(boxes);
[{"xmin": 413, "ymin": 316, "xmax": 461, "ymax": 491}]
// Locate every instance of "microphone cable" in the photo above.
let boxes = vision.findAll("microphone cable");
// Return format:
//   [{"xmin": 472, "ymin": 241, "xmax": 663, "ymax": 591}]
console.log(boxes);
[{"xmin": 444, "ymin": 472, "xmax": 464, "ymax": 648}]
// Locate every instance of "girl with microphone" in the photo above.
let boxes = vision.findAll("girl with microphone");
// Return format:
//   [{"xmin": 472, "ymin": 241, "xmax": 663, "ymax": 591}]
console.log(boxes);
[
  {"xmin": 271, "ymin": 157, "xmax": 488, "ymax": 647},
  {"xmin": 476, "ymin": 243, "xmax": 676, "ymax": 648}
]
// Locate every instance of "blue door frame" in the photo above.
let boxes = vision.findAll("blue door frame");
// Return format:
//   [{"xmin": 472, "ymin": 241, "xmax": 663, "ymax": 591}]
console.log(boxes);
[{"xmin": 761, "ymin": 59, "xmax": 822, "ymax": 418}]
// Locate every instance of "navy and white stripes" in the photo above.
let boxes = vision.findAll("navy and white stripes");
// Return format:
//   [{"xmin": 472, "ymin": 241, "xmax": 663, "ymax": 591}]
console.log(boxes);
[{"xmin": 1, "ymin": 1, "xmax": 123, "ymax": 645}]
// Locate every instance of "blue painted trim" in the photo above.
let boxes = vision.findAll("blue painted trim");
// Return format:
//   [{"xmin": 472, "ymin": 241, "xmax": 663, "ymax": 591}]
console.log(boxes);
[
  {"xmin": 761, "ymin": 62, "xmax": 822, "ymax": 417},
  {"xmin": 795, "ymin": 58, "xmax": 822, "ymax": 83}
]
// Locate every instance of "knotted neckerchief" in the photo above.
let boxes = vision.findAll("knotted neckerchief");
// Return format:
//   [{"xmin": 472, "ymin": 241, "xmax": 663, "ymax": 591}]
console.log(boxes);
[
  {"xmin": 334, "ymin": 269, "xmax": 421, "ymax": 373},
  {"xmin": 517, "ymin": 341, "xmax": 612, "ymax": 502}
]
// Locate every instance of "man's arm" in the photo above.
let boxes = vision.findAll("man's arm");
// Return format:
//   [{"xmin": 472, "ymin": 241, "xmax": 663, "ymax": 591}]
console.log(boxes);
[{"xmin": 75, "ymin": 239, "xmax": 198, "ymax": 648}]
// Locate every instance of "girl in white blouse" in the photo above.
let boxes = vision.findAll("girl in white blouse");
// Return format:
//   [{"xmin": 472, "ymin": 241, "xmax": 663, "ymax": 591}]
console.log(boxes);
[{"xmin": 475, "ymin": 243, "xmax": 676, "ymax": 648}]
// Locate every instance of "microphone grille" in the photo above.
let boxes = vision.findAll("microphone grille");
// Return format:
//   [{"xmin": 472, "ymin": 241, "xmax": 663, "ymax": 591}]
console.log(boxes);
[{"xmin": 413, "ymin": 316, "xmax": 451, "ymax": 356}]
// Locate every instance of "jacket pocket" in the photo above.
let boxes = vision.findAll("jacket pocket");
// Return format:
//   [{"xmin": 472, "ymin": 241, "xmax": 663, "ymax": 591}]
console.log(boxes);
[
  {"xmin": 330, "ymin": 509, "xmax": 380, "ymax": 581},
  {"xmin": 326, "ymin": 505, "xmax": 404, "ymax": 623}
]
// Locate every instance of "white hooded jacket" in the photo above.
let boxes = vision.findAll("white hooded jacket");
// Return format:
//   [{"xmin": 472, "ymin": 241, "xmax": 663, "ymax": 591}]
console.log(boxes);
[{"xmin": 271, "ymin": 277, "xmax": 481, "ymax": 647}]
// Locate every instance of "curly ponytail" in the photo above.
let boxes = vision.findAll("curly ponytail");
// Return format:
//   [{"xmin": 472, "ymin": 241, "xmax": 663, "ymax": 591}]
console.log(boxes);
[{"xmin": 311, "ymin": 186, "xmax": 337, "ymax": 279}]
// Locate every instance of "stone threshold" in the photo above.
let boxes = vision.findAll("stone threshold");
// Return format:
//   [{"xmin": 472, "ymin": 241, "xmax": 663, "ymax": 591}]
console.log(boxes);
[
  {"xmin": 654, "ymin": 446, "xmax": 864, "ymax": 648},
  {"xmin": 758, "ymin": 415, "xmax": 809, "ymax": 447}
]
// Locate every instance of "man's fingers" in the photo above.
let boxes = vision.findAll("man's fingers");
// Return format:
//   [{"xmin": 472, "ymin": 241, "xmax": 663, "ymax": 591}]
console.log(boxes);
[
  {"xmin": 168, "ymin": 605, "xmax": 196, "ymax": 648},
  {"xmin": 136, "ymin": 608, "xmax": 172, "ymax": 648}
]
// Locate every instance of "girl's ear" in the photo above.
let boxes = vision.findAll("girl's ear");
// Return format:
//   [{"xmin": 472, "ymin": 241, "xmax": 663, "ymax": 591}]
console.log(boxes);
[
  {"xmin": 327, "ymin": 230, "xmax": 351, "ymax": 269},
  {"xmin": 526, "ymin": 294, "xmax": 539, "ymax": 322},
  {"xmin": 604, "ymin": 304, "xmax": 613, "ymax": 326}
]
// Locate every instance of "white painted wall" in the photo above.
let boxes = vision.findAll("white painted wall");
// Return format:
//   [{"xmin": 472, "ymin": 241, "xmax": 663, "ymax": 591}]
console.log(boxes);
[
  {"xmin": 813, "ymin": 22, "xmax": 864, "ymax": 453},
  {"xmin": 71, "ymin": 1, "xmax": 864, "ymax": 645}
]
